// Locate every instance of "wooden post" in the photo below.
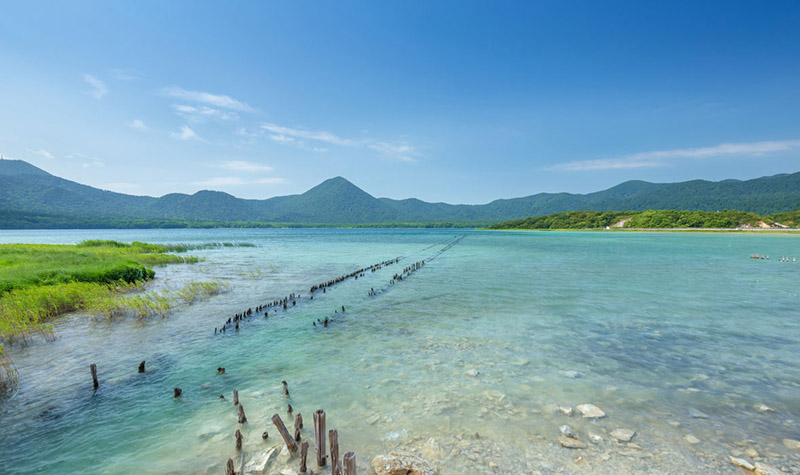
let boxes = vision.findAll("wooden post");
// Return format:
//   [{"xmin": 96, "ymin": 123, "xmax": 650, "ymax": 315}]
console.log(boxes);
[
  {"xmin": 174, "ymin": 387, "xmax": 182, "ymax": 398},
  {"xmin": 272, "ymin": 413, "xmax": 298, "ymax": 452},
  {"xmin": 90, "ymin": 363, "xmax": 99, "ymax": 390},
  {"xmin": 300, "ymin": 440, "xmax": 309, "ymax": 473},
  {"xmin": 233, "ymin": 389, "xmax": 239, "ymax": 406},
  {"xmin": 329, "ymin": 429, "xmax": 341, "ymax": 475},
  {"xmin": 138, "ymin": 361, "xmax": 145, "ymax": 373},
  {"xmin": 225, "ymin": 458, "xmax": 235, "ymax": 475},
  {"xmin": 235, "ymin": 429, "xmax": 243, "ymax": 451},
  {"xmin": 295, "ymin": 412, "xmax": 303, "ymax": 430},
  {"xmin": 343, "ymin": 452, "xmax": 356, "ymax": 475},
  {"xmin": 314, "ymin": 410, "xmax": 327, "ymax": 467},
  {"xmin": 238, "ymin": 404, "xmax": 247, "ymax": 423}
]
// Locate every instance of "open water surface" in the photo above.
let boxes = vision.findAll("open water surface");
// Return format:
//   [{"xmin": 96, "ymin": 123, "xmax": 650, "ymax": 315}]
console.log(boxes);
[{"xmin": 0, "ymin": 229, "xmax": 799, "ymax": 474}]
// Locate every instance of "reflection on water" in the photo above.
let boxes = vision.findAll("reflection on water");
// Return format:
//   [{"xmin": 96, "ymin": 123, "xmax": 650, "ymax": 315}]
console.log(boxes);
[{"xmin": 1, "ymin": 229, "xmax": 799, "ymax": 474}]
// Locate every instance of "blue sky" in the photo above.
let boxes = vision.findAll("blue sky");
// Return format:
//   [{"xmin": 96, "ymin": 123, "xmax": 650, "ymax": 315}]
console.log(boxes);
[{"xmin": 1, "ymin": 1, "xmax": 799, "ymax": 204}]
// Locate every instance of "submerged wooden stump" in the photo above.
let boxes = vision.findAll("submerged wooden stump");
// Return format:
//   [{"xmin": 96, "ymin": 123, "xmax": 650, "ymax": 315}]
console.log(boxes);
[
  {"xmin": 233, "ymin": 389, "xmax": 239, "ymax": 406},
  {"xmin": 173, "ymin": 387, "xmax": 182, "ymax": 398},
  {"xmin": 314, "ymin": 410, "xmax": 327, "ymax": 467},
  {"xmin": 329, "ymin": 429, "xmax": 341, "ymax": 475},
  {"xmin": 90, "ymin": 363, "xmax": 99, "ymax": 390},
  {"xmin": 225, "ymin": 458, "xmax": 235, "ymax": 475},
  {"xmin": 238, "ymin": 404, "xmax": 247, "ymax": 423},
  {"xmin": 295, "ymin": 412, "xmax": 304, "ymax": 430},
  {"xmin": 300, "ymin": 440, "xmax": 309, "ymax": 473},
  {"xmin": 138, "ymin": 361, "xmax": 145, "ymax": 373},
  {"xmin": 343, "ymin": 452, "xmax": 356, "ymax": 475},
  {"xmin": 235, "ymin": 429, "xmax": 243, "ymax": 451},
  {"xmin": 272, "ymin": 413, "xmax": 298, "ymax": 452}
]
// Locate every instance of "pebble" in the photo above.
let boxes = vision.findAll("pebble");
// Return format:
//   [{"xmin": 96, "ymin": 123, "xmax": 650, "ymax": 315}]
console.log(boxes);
[
  {"xmin": 576, "ymin": 404, "xmax": 606, "ymax": 419},
  {"xmin": 610, "ymin": 429, "xmax": 636, "ymax": 443},
  {"xmin": 729, "ymin": 456, "xmax": 755, "ymax": 471},
  {"xmin": 782, "ymin": 438, "xmax": 800, "ymax": 450},
  {"xmin": 754, "ymin": 403, "xmax": 775, "ymax": 412},
  {"xmin": 689, "ymin": 409, "xmax": 710, "ymax": 419},
  {"xmin": 559, "ymin": 370, "xmax": 582, "ymax": 379},
  {"xmin": 558, "ymin": 406, "xmax": 573, "ymax": 416},
  {"xmin": 684, "ymin": 434, "xmax": 700, "ymax": 444},
  {"xmin": 587, "ymin": 431, "xmax": 603, "ymax": 444},
  {"xmin": 558, "ymin": 436, "xmax": 587, "ymax": 449},
  {"xmin": 559, "ymin": 425, "xmax": 576, "ymax": 438},
  {"xmin": 667, "ymin": 421, "xmax": 681, "ymax": 428}
]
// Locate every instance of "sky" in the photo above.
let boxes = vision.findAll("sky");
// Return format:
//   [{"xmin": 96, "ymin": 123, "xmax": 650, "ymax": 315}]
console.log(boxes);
[{"xmin": 1, "ymin": 1, "xmax": 799, "ymax": 204}]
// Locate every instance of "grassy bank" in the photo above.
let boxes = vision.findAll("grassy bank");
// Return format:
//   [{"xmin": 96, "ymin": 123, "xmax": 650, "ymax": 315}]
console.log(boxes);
[{"xmin": 0, "ymin": 240, "xmax": 203, "ymax": 393}]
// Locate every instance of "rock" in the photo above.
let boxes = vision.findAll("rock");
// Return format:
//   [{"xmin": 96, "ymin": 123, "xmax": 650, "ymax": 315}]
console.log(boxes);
[
  {"xmin": 465, "ymin": 368, "xmax": 480, "ymax": 377},
  {"xmin": 512, "ymin": 359, "xmax": 529, "ymax": 366},
  {"xmin": 422, "ymin": 438, "xmax": 443, "ymax": 459},
  {"xmin": 244, "ymin": 447, "xmax": 277, "ymax": 473},
  {"xmin": 688, "ymin": 409, "xmax": 710, "ymax": 419},
  {"xmin": 684, "ymin": 434, "xmax": 700, "ymax": 444},
  {"xmin": 371, "ymin": 452, "xmax": 437, "ymax": 475},
  {"xmin": 559, "ymin": 370, "xmax": 582, "ymax": 379},
  {"xmin": 745, "ymin": 448, "xmax": 759, "ymax": 459},
  {"xmin": 627, "ymin": 443, "xmax": 642, "ymax": 450},
  {"xmin": 754, "ymin": 462, "xmax": 783, "ymax": 475},
  {"xmin": 557, "ymin": 406, "xmax": 573, "ymax": 416},
  {"xmin": 587, "ymin": 431, "xmax": 603, "ymax": 444},
  {"xmin": 729, "ymin": 456, "xmax": 755, "ymax": 471},
  {"xmin": 576, "ymin": 404, "xmax": 606, "ymax": 419},
  {"xmin": 279, "ymin": 469, "xmax": 298, "ymax": 475},
  {"xmin": 783, "ymin": 438, "xmax": 800, "ymax": 450},
  {"xmin": 667, "ymin": 421, "xmax": 681, "ymax": 428},
  {"xmin": 559, "ymin": 425, "xmax": 576, "ymax": 438},
  {"xmin": 610, "ymin": 428, "xmax": 635, "ymax": 443},
  {"xmin": 754, "ymin": 403, "xmax": 775, "ymax": 413},
  {"xmin": 558, "ymin": 436, "xmax": 587, "ymax": 449}
]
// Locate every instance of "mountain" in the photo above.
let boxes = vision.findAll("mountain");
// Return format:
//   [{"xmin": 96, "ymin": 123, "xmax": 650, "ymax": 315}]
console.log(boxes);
[{"xmin": 0, "ymin": 158, "xmax": 799, "ymax": 228}]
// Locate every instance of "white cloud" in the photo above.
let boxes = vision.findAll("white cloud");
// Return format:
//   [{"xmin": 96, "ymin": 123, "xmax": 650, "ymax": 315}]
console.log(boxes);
[
  {"xmin": 129, "ymin": 119, "xmax": 148, "ymax": 130},
  {"xmin": 110, "ymin": 69, "xmax": 142, "ymax": 81},
  {"xmin": 172, "ymin": 104, "xmax": 238, "ymax": 121},
  {"xmin": 29, "ymin": 148, "xmax": 55, "ymax": 159},
  {"xmin": 83, "ymin": 74, "xmax": 108, "ymax": 99},
  {"xmin": 550, "ymin": 139, "xmax": 800, "ymax": 171},
  {"xmin": 261, "ymin": 122, "xmax": 415, "ymax": 160},
  {"xmin": 217, "ymin": 160, "xmax": 273, "ymax": 172},
  {"xmin": 171, "ymin": 125, "xmax": 201, "ymax": 141},
  {"xmin": 163, "ymin": 86, "xmax": 253, "ymax": 112}
]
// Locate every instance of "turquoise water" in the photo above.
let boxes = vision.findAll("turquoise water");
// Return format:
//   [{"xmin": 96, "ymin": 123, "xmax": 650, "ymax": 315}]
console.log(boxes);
[{"xmin": 0, "ymin": 229, "xmax": 799, "ymax": 474}]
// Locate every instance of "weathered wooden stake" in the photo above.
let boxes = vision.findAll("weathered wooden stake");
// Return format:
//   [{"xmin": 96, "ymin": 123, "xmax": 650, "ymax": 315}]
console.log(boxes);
[
  {"xmin": 233, "ymin": 389, "xmax": 239, "ymax": 406},
  {"xmin": 138, "ymin": 361, "xmax": 145, "ymax": 373},
  {"xmin": 314, "ymin": 409, "xmax": 327, "ymax": 467},
  {"xmin": 272, "ymin": 413, "xmax": 298, "ymax": 452},
  {"xmin": 329, "ymin": 429, "xmax": 340, "ymax": 475},
  {"xmin": 174, "ymin": 387, "xmax": 182, "ymax": 398},
  {"xmin": 295, "ymin": 412, "xmax": 304, "ymax": 430},
  {"xmin": 300, "ymin": 440, "xmax": 309, "ymax": 473},
  {"xmin": 343, "ymin": 452, "xmax": 356, "ymax": 475},
  {"xmin": 225, "ymin": 458, "xmax": 235, "ymax": 475},
  {"xmin": 90, "ymin": 363, "xmax": 99, "ymax": 390},
  {"xmin": 238, "ymin": 404, "xmax": 247, "ymax": 423},
  {"xmin": 294, "ymin": 426, "xmax": 302, "ymax": 442},
  {"xmin": 235, "ymin": 429, "xmax": 243, "ymax": 451}
]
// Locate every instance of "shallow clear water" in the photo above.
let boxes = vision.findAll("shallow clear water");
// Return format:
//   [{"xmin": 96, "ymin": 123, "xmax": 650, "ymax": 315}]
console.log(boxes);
[{"xmin": 1, "ymin": 229, "xmax": 799, "ymax": 474}]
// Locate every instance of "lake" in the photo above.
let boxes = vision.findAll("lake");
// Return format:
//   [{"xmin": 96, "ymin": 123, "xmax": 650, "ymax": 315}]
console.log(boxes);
[{"xmin": 0, "ymin": 229, "xmax": 798, "ymax": 474}]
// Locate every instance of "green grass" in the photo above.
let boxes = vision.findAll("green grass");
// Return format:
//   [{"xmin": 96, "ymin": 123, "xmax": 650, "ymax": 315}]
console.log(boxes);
[{"xmin": 0, "ymin": 240, "xmax": 203, "ymax": 394}]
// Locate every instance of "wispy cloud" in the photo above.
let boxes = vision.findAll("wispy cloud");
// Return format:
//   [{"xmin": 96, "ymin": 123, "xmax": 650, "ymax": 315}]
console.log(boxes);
[
  {"xmin": 550, "ymin": 139, "xmax": 800, "ymax": 171},
  {"xmin": 83, "ymin": 74, "xmax": 108, "ymax": 99},
  {"xmin": 192, "ymin": 176, "xmax": 286, "ymax": 187},
  {"xmin": 129, "ymin": 119, "xmax": 148, "ymax": 131},
  {"xmin": 216, "ymin": 160, "xmax": 273, "ymax": 172},
  {"xmin": 28, "ymin": 148, "xmax": 55, "ymax": 159},
  {"xmin": 110, "ymin": 69, "xmax": 142, "ymax": 81},
  {"xmin": 65, "ymin": 152, "xmax": 104, "ymax": 168},
  {"xmin": 260, "ymin": 122, "xmax": 415, "ymax": 160},
  {"xmin": 172, "ymin": 103, "xmax": 238, "ymax": 121},
  {"xmin": 163, "ymin": 86, "xmax": 253, "ymax": 112},
  {"xmin": 171, "ymin": 125, "xmax": 201, "ymax": 141}
]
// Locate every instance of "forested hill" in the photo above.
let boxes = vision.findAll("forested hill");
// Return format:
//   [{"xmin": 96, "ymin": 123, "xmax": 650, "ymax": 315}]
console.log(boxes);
[{"xmin": 1, "ymin": 159, "xmax": 799, "ymax": 228}]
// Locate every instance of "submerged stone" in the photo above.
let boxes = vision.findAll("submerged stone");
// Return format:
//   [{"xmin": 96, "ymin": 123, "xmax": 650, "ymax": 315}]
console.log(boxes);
[
  {"xmin": 728, "ymin": 456, "xmax": 755, "ymax": 471},
  {"xmin": 558, "ymin": 436, "xmax": 587, "ymax": 449},
  {"xmin": 754, "ymin": 403, "xmax": 775, "ymax": 413},
  {"xmin": 371, "ymin": 452, "xmax": 437, "ymax": 475},
  {"xmin": 754, "ymin": 462, "xmax": 783, "ymax": 475},
  {"xmin": 610, "ymin": 428, "xmax": 635, "ymax": 442},
  {"xmin": 576, "ymin": 404, "xmax": 606, "ymax": 418},
  {"xmin": 684, "ymin": 434, "xmax": 700, "ymax": 444},
  {"xmin": 783, "ymin": 438, "xmax": 800, "ymax": 450}
]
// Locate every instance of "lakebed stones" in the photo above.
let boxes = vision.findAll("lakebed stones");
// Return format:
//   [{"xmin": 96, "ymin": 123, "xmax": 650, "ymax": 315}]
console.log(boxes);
[
  {"xmin": 558, "ymin": 436, "xmax": 587, "ymax": 449},
  {"xmin": 783, "ymin": 438, "xmax": 800, "ymax": 450},
  {"xmin": 610, "ymin": 428, "xmax": 636, "ymax": 443},
  {"xmin": 729, "ymin": 456, "xmax": 755, "ymax": 471},
  {"xmin": 576, "ymin": 404, "xmax": 606, "ymax": 419},
  {"xmin": 371, "ymin": 452, "xmax": 437, "ymax": 475}
]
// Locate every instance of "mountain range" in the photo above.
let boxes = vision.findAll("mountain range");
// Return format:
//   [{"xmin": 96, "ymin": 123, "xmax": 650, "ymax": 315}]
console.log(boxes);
[{"xmin": 1, "ymin": 159, "xmax": 799, "ymax": 228}]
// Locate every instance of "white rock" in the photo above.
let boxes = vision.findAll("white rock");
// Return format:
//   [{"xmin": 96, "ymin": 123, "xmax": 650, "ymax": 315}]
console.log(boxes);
[
  {"xmin": 688, "ymin": 409, "xmax": 710, "ymax": 419},
  {"xmin": 754, "ymin": 462, "xmax": 783, "ymax": 475},
  {"xmin": 465, "ymin": 368, "xmax": 479, "ymax": 377},
  {"xmin": 729, "ymin": 456, "xmax": 755, "ymax": 471},
  {"xmin": 576, "ymin": 404, "xmax": 606, "ymax": 419},
  {"xmin": 610, "ymin": 428, "xmax": 635, "ymax": 443},
  {"xmin": 559, "ymin": 370, "xmax": 582, "ymax": 379},
  {"xmin": 754, "ymin": 403, "xmax": 775, "ymax": 412},
  {"xmin": 559, "ymin": 425, "xmax": 576, "ymax": 438},
  {"xmin": 587, "ymin": 431, "xmax": 603, "ymax": 443},
  {"xmin": 557, "ymin": 406, "xmax": 573, "ymax": 416},
  {"xmin": 667, "ymin": 421, "xmax": 681, "ymax": 428},
  {"xmin": 684, "ymin": 434, "xmax": 700, "ymax": 444},
  {"xmin": 244, "ymin": 447, "xmax": 277, "ymax": 473}
]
